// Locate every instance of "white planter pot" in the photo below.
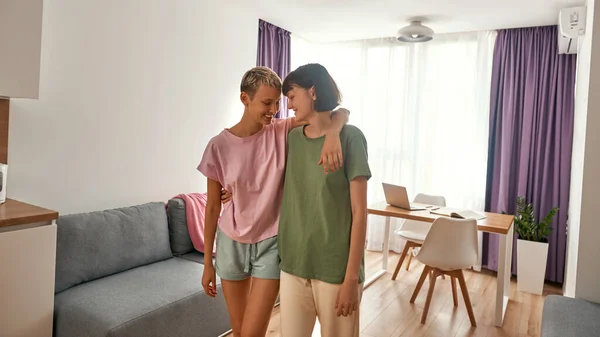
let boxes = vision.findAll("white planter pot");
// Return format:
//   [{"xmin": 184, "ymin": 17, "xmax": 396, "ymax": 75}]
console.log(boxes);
[{"xmin": 516, "ymin": 239, "xmax": 549, "ymax": 295}]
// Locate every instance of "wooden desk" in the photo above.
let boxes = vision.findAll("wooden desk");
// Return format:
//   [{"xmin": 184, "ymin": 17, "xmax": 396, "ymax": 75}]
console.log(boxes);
[{"xmin": 367, "ymin": 202, "xmax": 514, "ymax": 328}]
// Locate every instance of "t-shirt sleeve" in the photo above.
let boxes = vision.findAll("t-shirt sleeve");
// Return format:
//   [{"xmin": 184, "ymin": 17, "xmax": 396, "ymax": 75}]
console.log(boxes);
[
  {"xmin": 274, "ymin": 117, "xmax": 295, "ymax": 133},
  {"xmin": 345, "ymin": 130, "xmax": 372, "ymax": 181},
  {"xmin": 273, "ymin": 118, "xmax": 295, "ymax": 149},
  {"xmin": 197, "ymin": 140, "xmax": 221, "ymax": 183}
]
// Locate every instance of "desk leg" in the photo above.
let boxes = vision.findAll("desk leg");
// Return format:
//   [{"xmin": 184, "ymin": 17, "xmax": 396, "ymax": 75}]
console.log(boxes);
[
  {"xmin": 382, "ymin": 216, "xmax": 390, "ymax": 270},
  {"xmin": 473, "ymin": 231, "xmax": 483, "ymax": 272},
  {"xmin": 364, "ymin": 216, "xmax": 391, "ymax": 289},
  {"xmin": 495, "ymin": 223, "xmax": 514, "ymax": 327}
]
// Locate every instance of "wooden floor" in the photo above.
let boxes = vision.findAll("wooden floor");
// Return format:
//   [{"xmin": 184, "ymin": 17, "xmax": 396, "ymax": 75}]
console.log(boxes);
[{"xmin": 231, "ymin": 251, "xmax": 561, "ymax": 337}]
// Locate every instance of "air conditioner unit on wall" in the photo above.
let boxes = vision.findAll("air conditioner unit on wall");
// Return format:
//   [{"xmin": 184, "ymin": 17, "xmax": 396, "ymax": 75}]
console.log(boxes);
[{"xmin": 558, "ymin": 6, "xmax": 586, "ymax": 54}]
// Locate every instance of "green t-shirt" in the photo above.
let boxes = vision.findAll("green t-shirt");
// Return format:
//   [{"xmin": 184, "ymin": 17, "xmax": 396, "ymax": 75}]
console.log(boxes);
[{"xmin": 278, "ymin": 124, "xmax": 372, "ymax": 284}]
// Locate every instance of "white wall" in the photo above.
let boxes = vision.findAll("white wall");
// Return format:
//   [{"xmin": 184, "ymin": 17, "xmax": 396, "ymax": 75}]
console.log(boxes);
[
  {"xmin": 8, "ymin": 0, "xmax": 258, "ymax": 215},
  {"xmin": 566, "ymin": 0, "xmax": 600, "ymax": 302},
  {"xmin": 290, "ymin": 34, "xmax": 317, "ymax": 70}
]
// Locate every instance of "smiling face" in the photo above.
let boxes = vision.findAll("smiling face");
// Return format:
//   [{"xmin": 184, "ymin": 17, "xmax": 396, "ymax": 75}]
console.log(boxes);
[
  {"xmin": 241, "ymin": 84, "xmax": 281, "ymax": 125},
  {"xmin": 286, "ymin": 85, "xmax": 315, "ymax": 122},
  {"xmin": 239, "ymin": 67, "xmax": 283, "ymax": 125},
  {"xmin": 282, "ymin": 63, "xmax": 342, "ymax": 121}
]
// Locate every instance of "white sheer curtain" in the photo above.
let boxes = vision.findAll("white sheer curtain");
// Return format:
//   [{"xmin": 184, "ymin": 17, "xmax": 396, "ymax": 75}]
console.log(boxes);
[{"xmin": 291, "ymin": 31, "xmax": 497, "ymax": 254}]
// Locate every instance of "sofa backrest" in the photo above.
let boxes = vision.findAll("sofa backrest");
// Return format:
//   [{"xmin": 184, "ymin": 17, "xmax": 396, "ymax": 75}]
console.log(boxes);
[
  {"xmin": 54, "ymin": 202, "xmax": 173, "ymax": 293},
  {"xmin": 167, "ymin": 198, "xmax": 195, "ymax": 255}
]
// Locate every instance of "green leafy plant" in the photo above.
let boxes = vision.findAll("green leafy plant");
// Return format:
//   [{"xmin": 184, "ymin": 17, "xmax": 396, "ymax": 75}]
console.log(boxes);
[{"xmin": 513, "ymin": 196, "xmax": 559, "ymax": 243}]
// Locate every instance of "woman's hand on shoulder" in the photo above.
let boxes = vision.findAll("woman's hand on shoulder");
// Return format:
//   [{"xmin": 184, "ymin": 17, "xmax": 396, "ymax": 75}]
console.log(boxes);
[
  {"xmin": 319, "ymin": 107, "xmax": 349, "ymax": 174},
  {"xmin": 320, "ymin": 131, "xmax": 343, "ymax": 174}
]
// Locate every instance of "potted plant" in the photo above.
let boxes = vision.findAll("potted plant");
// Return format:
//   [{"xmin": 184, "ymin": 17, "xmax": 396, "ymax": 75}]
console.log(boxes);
[{"xmin": 513, "ymin": 196, "xmax": 558, "ymax": 295}]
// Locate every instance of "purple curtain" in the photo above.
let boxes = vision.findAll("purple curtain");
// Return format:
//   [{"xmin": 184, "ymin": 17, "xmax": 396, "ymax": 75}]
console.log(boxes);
[
  {"xmin": 257, "ymin": 19, "xmax": 291, "ymax": 118},
  {"xmin": 482, "ymin": 26, "xmax": 577, "ymax": 284}
]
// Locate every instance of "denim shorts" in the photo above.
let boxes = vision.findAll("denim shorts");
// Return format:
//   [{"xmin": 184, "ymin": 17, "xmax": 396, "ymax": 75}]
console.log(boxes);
[{"xmin": 215, "ymin": 228, "xmax": 280, "ymax": 281}]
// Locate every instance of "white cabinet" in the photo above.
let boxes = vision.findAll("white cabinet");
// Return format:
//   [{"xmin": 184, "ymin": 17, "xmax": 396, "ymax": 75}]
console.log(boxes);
[
  {"xmin": 0, "ymin": 199, "xmax": 58, "ymax": 337},
  {"xmin": 0, "ymin": 0, "xmax": 43, "ymax": 99}
]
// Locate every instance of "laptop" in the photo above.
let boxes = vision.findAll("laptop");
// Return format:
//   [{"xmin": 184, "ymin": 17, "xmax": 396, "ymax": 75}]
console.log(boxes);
[{"xmin": 382, "ymin": 183, "xmax": 428, "ymax": 211}]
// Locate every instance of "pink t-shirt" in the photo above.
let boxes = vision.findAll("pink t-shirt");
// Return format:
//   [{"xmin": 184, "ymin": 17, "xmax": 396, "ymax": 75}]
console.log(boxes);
[{"xmin": 197, "ymin": 118, "xmax": 293, "ymax": 244}]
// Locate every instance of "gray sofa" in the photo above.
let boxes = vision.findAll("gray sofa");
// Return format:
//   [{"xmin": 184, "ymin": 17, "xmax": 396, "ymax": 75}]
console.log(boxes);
[
  {"xmin": 53, "ymin": 200, "xmax": 231, "ymax": 337},
  {"xmin": 542, "ymin": 295, "xmax": 600, "ymax": 337}
]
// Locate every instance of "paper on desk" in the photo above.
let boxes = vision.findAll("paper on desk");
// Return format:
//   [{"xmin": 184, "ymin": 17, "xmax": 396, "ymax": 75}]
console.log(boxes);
[{"xmin": 429, "ymin": 208, "xmax": 486, "ymax": 220}]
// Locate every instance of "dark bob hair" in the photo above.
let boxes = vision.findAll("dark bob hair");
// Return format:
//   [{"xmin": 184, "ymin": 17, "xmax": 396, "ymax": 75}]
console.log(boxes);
[{"xmin": 282, "ymin": 63, "xmax": 342, "ymax": 112}]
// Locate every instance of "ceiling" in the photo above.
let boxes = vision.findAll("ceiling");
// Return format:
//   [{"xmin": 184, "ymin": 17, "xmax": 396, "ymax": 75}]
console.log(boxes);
[{"xmin": 235, "ymin": 0, "xmax": 584, "ymax": 43}]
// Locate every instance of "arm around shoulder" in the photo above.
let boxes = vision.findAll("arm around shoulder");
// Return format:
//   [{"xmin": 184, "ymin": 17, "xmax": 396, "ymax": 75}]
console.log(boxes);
[
  {"xmin": 330, "ymin": 108, "xmax": 350, "ymax": 133},
  {"xmin": 319, "ymin": 108, "xmax": 351, "ymax": 173},
  {"xmin": 287, "ymin": 107, "xmax": 349, "ymax": 133}
]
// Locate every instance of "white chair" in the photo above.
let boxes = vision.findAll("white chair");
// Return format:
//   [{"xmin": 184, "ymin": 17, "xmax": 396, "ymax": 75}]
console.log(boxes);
[
  {"xmin": 409, "ymin": 217, "xmax": 479, "ymax": 327},
  {"xmin": 391, "ymin": 193, "xmax": 446, "ymax": 280}
]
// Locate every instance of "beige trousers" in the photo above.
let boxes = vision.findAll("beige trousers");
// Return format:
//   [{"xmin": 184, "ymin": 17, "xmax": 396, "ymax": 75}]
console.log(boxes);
[{"xmin": 279, "ymin": 271, "xmax": 363, "ymax": 337}]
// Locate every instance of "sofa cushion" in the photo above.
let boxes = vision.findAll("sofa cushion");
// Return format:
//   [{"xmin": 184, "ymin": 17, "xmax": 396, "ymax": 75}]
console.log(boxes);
[
  {"xmin": 179, "ymin": 250, "xmax": 207, "ymax": 264},
  {"xmin": 54, "ymin": 257, "xmax": 229, "ymax": 337},
  {"xmin": 542, "ymin": 295, "xmax": 600, "ymax": 337},
  {"xmin": 55, "ymin": 202, "xmax": 173, "ymax": 293},
  {"xmin": 167, "ymin": 198, "xmax": 194, "ymax": 255}
]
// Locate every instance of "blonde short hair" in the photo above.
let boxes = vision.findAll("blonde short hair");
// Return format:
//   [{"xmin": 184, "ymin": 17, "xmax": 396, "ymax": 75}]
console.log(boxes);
[{"xmin": 240, "ymin": 66, "xmax": 282, "ymax": 98}]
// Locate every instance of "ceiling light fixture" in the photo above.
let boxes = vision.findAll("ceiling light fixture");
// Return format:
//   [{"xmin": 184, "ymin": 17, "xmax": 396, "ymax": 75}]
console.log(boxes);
[{"xmin": 396, "ymin": 21, "xmax": 434, "ymax": 43}]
